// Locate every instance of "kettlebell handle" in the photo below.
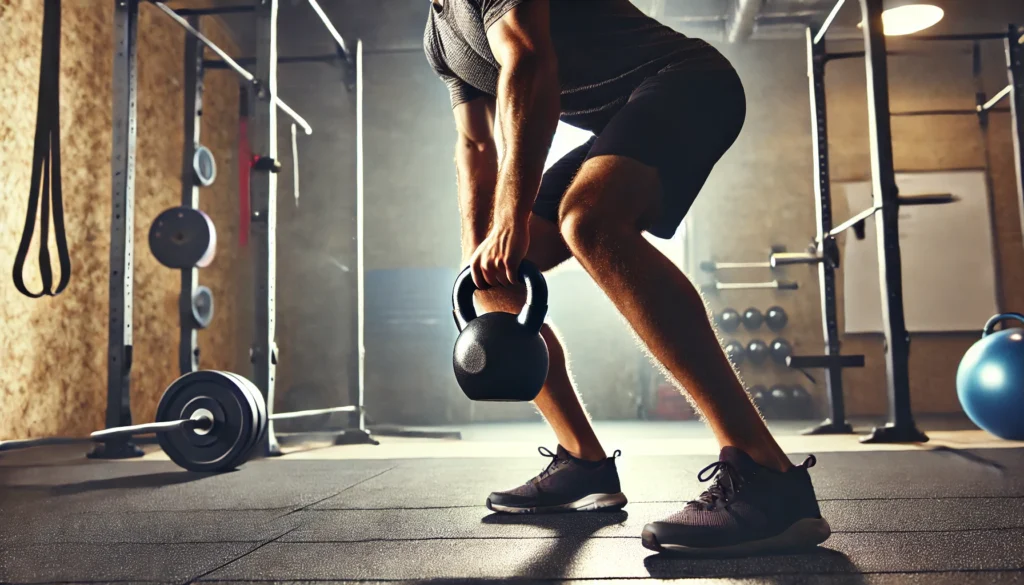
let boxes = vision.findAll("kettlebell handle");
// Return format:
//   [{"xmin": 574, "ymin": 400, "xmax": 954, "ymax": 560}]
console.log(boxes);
[
  {"xmin": 982, "ymin": 313, "xmax": 1024, "ymax": 337},
  {"xmin": 452, "ymin": 260, "xmax": 548, "ymax": 334}
]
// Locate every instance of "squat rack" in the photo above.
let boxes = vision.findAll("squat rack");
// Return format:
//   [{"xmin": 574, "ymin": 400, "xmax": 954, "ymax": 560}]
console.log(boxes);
[
  {"xmin": 805, "ymin": 0, "xmax": 1024, "ymax": 442},
  {"xmin": 99, "ymin": 0, "xmax": 376, "ymax": 459}
]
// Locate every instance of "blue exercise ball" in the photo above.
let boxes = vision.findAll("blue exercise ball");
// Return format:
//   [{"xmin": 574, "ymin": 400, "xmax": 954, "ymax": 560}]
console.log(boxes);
[{"xmin": 956, "ymin": 313, "xmax": 1024, "ymax": 441}]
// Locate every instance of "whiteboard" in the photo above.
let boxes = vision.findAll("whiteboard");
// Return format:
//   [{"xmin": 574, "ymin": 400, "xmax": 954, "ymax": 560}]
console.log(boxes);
[{"xmin": 841, "ymin": 170, "xmax": 999, "ymax": 333}]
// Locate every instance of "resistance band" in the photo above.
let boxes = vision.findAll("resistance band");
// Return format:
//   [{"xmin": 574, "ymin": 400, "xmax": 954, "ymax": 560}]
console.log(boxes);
[{"xmin": 13, "ymin": 0, "xmax": 71, "ymax": 298}]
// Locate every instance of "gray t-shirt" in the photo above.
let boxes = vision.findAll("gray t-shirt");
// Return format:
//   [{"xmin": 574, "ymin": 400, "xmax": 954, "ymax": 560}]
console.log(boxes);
[{"xmin": 423, "ymin": 0, "xmax": 730, "ymax": 132}]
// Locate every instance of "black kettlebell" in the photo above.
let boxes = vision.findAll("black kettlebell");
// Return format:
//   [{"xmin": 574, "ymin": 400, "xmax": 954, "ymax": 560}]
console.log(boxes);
[{"xmin": 452, "ymin": 260, "xmax": 550, "ymax": 402}]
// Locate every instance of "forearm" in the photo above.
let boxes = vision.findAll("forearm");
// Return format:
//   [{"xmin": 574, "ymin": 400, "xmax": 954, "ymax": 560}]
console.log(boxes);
[
  {"xmin": 494, "ymin": 56, "xmax": 560, "ymax": 224},
  {"xmin": 455, "ymin": 139, "xmax": 499, "ymax": 252}
]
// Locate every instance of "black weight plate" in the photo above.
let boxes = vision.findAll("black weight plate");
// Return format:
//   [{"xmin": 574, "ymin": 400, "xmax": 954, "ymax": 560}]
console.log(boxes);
[
  {"xmin": 219, "ymin": 371, "xmax": 266, "ymax": 460},
  {"xmin": 193, "ymin": 145, "xmax": 217, "ymax": 187},
  {"xmin": 216, "ymin": 371, "xmax": 262, "ymax": 469},
  {"xmin": 191, "ymin": 286, "xmax": 215, "ymax": 330},
  {"xmin": 149, "ymin": 207, "xmax": 217, "ymax": 270},
  {"xmin": 245, "ymin": 376, "xmax": 268, "ymax": 449},
  {"xmin": 156, "ymin": 371, "xmax": 256, "ymax": 473}
]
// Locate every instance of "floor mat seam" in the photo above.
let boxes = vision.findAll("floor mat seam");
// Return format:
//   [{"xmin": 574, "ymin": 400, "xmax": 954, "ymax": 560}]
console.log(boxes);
[
  {"xmin": 182, "ymin": 526, "xmax": 301, "ymax": 585},
  {"xmin": 274, "ymin": 466, "xmax": 399, "ymax": 520}
]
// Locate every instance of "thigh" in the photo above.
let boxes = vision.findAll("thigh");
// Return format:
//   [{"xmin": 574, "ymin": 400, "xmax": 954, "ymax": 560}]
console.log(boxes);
[
  {"xmin": 585, "ymin": 67, "xmax": 747, "ymax": 239},
  {"xmin": 532, "ymin": 135, "xmax": 598, "ymax": 227},
  {"xmin": 558, "ymin": 154, "xmax": 665, "ymax": 234}
]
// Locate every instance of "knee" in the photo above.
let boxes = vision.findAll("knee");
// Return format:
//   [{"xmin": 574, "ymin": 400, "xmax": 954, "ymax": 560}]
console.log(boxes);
[{"xmin": 559, "ymin": 203, "xmax": 626, "ymax": 258}]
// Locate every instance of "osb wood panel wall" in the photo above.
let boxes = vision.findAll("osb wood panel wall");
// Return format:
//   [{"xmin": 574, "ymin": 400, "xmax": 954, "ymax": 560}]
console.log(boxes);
[
  {"xmin": 0, "ymin": 1, "xmax": 246, "ymax": 441},
  {"xmin": 694, "ymin": 41, "xmax": 1024, "ymax": 418}
]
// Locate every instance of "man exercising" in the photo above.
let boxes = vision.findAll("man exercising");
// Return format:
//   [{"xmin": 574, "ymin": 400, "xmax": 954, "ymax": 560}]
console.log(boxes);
[{"xmin": 425, "ymin": 0, "xmax": 830, "ymax": 555}]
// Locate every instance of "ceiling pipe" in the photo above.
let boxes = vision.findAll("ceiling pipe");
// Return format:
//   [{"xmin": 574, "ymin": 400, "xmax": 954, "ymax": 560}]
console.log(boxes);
[{"xmin": 727, "ymin": 0, "xmax": 763, "ymax": 43}]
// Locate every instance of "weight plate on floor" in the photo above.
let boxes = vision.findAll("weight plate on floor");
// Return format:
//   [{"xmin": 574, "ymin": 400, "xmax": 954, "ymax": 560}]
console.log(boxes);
[
  {"xmin": 156, "ymin": 371, "xmax": 258, "ymax": 472},
  {"xmin": 149, "ymin": 207, "xmax": 217, "ymax": 270},
  {"xmin": 193, "ymin": 145, "xmax": 217, "ymax": 187},
  {"xmin": 219, "ymin": 371, "xmax": 263, "ymax": 465},
  {"xmin": 219, "ymin": 371, "xmax": 267, "ymax": 458},
  {"xmin": 191, "ymin": 286, "xmax": 215, "ymax": 330}
]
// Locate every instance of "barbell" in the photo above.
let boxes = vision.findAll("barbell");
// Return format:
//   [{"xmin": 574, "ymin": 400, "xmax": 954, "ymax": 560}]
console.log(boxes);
[{"xmin": 0, "ymin": 371, "xmax": 354, "ymax": 473}]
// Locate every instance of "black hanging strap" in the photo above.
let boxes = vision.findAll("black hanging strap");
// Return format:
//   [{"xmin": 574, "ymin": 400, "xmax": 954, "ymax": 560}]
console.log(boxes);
[{"xmin": 13, "ymin": 0, "xmax": 70, "ymax": 298}]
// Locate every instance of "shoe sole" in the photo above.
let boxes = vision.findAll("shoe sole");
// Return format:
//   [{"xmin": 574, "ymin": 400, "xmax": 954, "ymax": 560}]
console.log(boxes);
[
  {"xmin": 641, "ymin": 517, "xmax": 832, "ymax": 557},
  {"xmin": 487, "ymin": 492, "xmax": 628, "ymax": 514}
]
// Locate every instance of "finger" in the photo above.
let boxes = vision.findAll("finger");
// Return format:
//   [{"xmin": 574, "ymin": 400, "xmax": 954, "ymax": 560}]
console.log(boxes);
[
  {"xmin": 491, "ymin": 260, "xmax": 513, "ymax": 288},
  {"xmin": 471, "ymin": 258, "xmax": 488, "ymax": 290},
  {"xmin": 506, "ymin": 258, "xmax": 521, "ymax": 285},
  {"xmin": 483, "ymin": 261, "xmax": 505, "ymax": 288}
]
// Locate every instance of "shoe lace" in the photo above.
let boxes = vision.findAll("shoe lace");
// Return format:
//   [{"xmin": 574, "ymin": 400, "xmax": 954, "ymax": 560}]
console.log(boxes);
[
  {"xmin": 535, "ymin": 446, "xmax": 568, "ymax": 481},
  {"xmin": 694, "ymin": 460, "xmax": 744, "ymax": 510},
  {"xmin": 692, "ymin": 455, "xmax": 818, "ymax": 510}
]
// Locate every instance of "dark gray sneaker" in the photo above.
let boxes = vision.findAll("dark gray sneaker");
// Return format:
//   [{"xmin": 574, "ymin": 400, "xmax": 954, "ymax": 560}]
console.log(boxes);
[
  {"xmin": 642, "ymin": 447, "xmax": 831, "ymax": 556},
  {"xmin": 486, "ymin": 446, "xmax": 628, "ymax": 514}
]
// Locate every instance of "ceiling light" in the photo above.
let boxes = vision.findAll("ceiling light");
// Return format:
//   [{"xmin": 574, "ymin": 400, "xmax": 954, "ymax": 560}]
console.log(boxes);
[{"xmin": 858, "ymin": 3, "xmax": 945, "ymax": 37}]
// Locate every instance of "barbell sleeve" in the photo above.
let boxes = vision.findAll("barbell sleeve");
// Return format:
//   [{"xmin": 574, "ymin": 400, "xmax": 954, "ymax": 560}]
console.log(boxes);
[
  {"xmin": 90, "ymin": 417, "xmax": 210, "ymax": 442},
  {"xmin": 269, "ymin": 405, "xmax": 358, "ymax": 421}
]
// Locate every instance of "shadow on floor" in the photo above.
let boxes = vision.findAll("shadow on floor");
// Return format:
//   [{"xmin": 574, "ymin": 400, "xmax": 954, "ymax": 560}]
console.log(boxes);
[
  {"xmin": 10, "ymin": 470, "xmax": 215, "ymax": 496},
  {"xmin": 926, "ymin": 445, "xmax": 1006, "ymax": 473},
  {"xmin": 483, "ymin": 510, "xmax": 629, "ymax": 581},
  {"xmin": 645, "ymin": 546, "xmax": 865, "ymax": 582}
]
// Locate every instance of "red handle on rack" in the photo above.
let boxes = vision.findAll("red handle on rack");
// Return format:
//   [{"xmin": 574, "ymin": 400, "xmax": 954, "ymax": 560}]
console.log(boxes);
[{"xmin": 238, "ymin": 111, "xmax": 251, "ymax": 247}]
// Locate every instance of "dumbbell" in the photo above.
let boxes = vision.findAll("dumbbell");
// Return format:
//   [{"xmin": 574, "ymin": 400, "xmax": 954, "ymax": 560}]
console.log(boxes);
[
  {"xmin": 750, "ymin": 384, "xmax": 769, "ymax": 409},
  {"xmin": 768, "ymin": 384, "xmax": 791, "ymax": 418},
  {"xmin": 725, "ymin": 340, "xmax": 746, "ymax": 366},
  {"xmin": 747, "ymin": 339, "xmax": 769, "ymax": 365},
  {"xmin": 766, "ymin": 306, "xmax": 788, "ymax": 331},
  {"xmin": 790, "ymin": 385, "xmax": 814, "ymax": 419},
  {"xmin": 717, "ymin": 308, "xmax": 742, "ymax": 333},
  {"xmin": 770, "ymin": 338, "xmax": 793, "ymax": 365},
  {"xmin": 742, "ymin": 307, "xmax": 764, "ymax": 331}
]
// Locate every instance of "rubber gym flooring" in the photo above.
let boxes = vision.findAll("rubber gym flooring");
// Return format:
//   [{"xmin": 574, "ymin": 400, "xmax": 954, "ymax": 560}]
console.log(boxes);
[{"xmin": 2, "ymin": 419, "xmax": 1024, "ymax": 584}]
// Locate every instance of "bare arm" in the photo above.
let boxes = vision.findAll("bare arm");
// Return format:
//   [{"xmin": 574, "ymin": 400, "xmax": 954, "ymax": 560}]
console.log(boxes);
[
  {"xmin": 453, "ymin": 96, "xmax": 499, "ymax": 256},
  {"xmin": 487, "ymin": 0, "xmax": 560, "ymax": 227}
]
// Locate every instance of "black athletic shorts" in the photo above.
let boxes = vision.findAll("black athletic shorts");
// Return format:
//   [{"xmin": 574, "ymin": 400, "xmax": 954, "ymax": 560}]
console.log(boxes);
[{"xmin": 533, "ymin": 66, "xmax": 747, "ymax": 239}]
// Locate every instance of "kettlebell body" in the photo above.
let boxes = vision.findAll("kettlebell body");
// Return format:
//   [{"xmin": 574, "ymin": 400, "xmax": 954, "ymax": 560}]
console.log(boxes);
[
  {"xmin": 957, "ymin": 313, "xmax": 1024, "ymax": 440},
  {"xmin": 452, "ymin": 261, "xmax": 550, "ymax": 402}
]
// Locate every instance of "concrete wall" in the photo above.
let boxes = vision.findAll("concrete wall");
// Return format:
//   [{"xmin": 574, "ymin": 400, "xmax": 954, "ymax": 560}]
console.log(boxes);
[
  {"xmin": 266, "ymin": 0, "xmax": 1024, "ymax": 425},
  {"xmin": 0, "ymin": 2, "xmax": 247, "ymax": 440}
]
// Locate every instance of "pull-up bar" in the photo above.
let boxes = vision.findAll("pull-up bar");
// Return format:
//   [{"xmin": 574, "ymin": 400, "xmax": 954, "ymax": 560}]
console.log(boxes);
[{"xmin": 150, "ymin": 1, "xmax": 313, "ymax": 135}]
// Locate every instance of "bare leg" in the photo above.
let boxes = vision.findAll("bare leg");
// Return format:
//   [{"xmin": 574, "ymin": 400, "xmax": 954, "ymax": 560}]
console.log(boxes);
[
  {"xmin": 558, "ymin": 155, "xmax": 791, "ymax": 472},
  {"xmin": 465, "ymin": 215, "xmax": 607, "ymax": 461}
]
